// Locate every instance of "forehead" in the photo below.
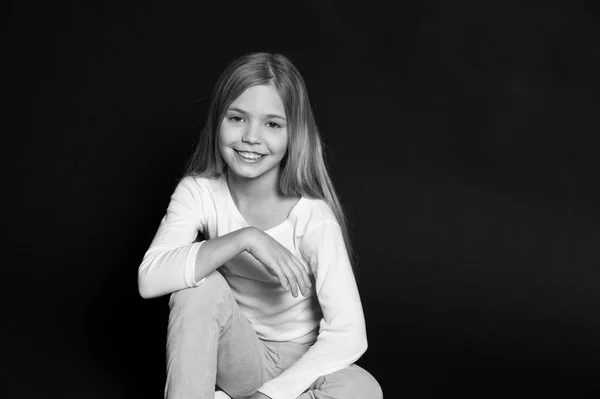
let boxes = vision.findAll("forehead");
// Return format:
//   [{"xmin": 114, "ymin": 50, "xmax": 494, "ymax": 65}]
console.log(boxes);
[{"xmin": 229, "ymin": 85, "xmax": 285, "ymax": 116}]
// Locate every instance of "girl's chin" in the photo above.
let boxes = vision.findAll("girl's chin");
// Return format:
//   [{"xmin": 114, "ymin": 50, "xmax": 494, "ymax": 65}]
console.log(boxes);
[
  {"xmin": 226, "ymin": 161, "xmax": 281, "ymax": 181},
  {"xmin": 226, "ymin": 162, "xmax": 264, "ymax": 177},
  {"xmin": 229, "ymin": 169, "xmax": 263, "ymax": 180}
]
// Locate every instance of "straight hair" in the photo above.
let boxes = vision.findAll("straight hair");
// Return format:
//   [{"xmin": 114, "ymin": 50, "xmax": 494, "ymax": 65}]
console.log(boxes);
[{"xmin": 183, "ymin": 52, "xmax": 356, "ymax": 268}]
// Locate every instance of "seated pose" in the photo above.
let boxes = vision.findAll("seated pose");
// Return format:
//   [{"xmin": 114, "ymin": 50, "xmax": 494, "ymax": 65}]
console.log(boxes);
[{"xmin": 138, "ymin": 52, "xmax": 383, "ymax": 399}]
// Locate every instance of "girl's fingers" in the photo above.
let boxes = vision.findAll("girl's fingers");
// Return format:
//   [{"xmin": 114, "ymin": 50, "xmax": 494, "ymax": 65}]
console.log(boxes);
[
  {"xmin": 273, "ymin": 268, "xmax": 290, "ymax": 291},
  {"xmin": 252, "ymin": 239, "xmax": 311, "ymax": 298},
  {"xmin": 279, "ymin": 276, "xmax": 290, "ymax": 292},
  {"xmin": 285, "ymin": 259, "xmax": 308, "ymax": 297},
  {"xmin": 261, "ymin": 256, "xmax": 292, "ymax": 294},
  {"xmin": 263, "ymin": 257, "xmax": 289, "ymax": 291},
  {"xmin": 288, "ymin": 261, "xmax": 307, "ymax": 298},
  {"xmin": 289, "ymin": 259, "xmax": 310, "ymax": 296},
  {"xmin": 292, "ymin": 257, "xmax": 312, "ymax": 290},
  {"xmin": 279, "ymin": 261, "xmax": 301, "ymax": 298},
  {"xmin": 282, "ymin": 253, "xmax": 310, "ymax": 297}
]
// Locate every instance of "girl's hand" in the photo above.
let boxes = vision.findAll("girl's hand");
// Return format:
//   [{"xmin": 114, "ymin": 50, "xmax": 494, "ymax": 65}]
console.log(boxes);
[
  {"xmin": 244, "ymin": 227, "xmax": 312, "ymax": 297},
  {"xmin": 249, "ymin": 392, "xmax": 271, "ymax": 399}
]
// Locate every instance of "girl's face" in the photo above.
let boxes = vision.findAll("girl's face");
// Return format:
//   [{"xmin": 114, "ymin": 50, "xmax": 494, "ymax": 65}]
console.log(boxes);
[{"xmin": 218, "ymin": 84, "xmax": 288, "ymax": 184}]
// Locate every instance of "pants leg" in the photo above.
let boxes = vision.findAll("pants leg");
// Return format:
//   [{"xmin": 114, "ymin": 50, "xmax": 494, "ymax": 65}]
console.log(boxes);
[
  {"xmin": 276, "ymin": 341, "xmax": 384, "ymax": 399},
  {"xmin": 165, "ymin": 271, "xmax": 270, "ymax": 399},
  {"xmin": 297, "ymin": 364, "xmax": 383, "ymax": 399}
]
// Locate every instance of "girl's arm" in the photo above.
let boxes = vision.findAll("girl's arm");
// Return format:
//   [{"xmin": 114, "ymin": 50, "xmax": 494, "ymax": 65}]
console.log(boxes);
[
  {"xmin": 192, "ymin": 228, "xmax": 251, "ymax": 283},
  {"xmin": 194, "ymin": 228, "xmax": 311, "ymax": 296},
  {"xmin": 137, "ymin": 177, "xmax": 212, "ymax": 299},
  {"xmin": 138, "ymin": 177, "xmax": 310, "ymax": 299},
  {"xmin": 137, "ymin": 177, "xmax": 254, "ymax": 298},
  {"xmin": 256, "ymin": 220, "xmax": 367, "ymax": 399}
]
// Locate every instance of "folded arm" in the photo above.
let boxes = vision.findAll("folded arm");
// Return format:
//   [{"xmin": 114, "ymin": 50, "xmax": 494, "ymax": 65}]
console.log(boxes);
[{"xmin": 138, "ymin": 177, "xmax": 248, "ymax": 298}]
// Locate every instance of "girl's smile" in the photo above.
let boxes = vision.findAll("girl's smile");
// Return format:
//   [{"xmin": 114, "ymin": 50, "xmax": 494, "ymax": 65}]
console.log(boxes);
[{"xmin": 234, "ymin": 149, "xmax": 266, "ymax": 162}]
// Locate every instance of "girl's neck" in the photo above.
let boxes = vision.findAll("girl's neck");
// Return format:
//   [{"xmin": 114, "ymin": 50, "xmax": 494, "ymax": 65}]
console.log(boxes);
[{"xmin": 226, "ymin": 169, "xmax": 283, "ymax": 207}]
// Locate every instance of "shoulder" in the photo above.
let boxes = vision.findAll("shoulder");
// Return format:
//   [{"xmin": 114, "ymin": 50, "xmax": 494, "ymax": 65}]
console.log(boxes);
[
  {"xmin": 300, "ymin": 197, "xmax": 337, "ymax": 222},
  {"xmin": 171, "ymin": 174, "xmax": 225, "ymax": 206},
  {"xmin": 295, "ymin": 198, "xmax": 347, "ymax": 264},
  {"xmin": 176, "ymin": 174, "xmax": 224, "ymax": 195},
  {"xmin": 293, "ymin": 197, "xmax": 340, "ymax": 237}
]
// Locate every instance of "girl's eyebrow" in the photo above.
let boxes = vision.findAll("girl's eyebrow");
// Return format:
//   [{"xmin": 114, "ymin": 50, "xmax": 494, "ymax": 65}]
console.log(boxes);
[
  {"xmin": 227, "ymin": 107, "xmax": 286, "ymax": 121},
  {"xmin": 266, "ymin": 113, "xmax": 287, "ymax": 121},
  {"xmin": 227, "ymin": 107, "xmax": 248, "ymax": 115}
]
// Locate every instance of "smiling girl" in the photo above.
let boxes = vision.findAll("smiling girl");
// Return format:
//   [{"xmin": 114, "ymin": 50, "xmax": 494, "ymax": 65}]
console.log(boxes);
[{"xmin": 138, "ymin": 52, "xmax": 383, "ymax": 399}]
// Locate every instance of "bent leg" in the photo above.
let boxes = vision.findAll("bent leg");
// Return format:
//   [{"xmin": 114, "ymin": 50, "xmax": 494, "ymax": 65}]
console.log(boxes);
[
  {"xmin": 165, "ymin": 271, "xmax": 265, "ymax": 399},
  {"xmin": 298, "ymin": 364, "xmax": 383, "ymax": 399}
]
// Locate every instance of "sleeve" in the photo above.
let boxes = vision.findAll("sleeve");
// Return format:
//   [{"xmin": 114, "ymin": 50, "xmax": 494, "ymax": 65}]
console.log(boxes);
[
  {"xmin": 137, "ymin": 177, "xmax": 211, "ymax": 299},
  {"xmin": 257, "ymin": 220, "xmax": 368, "ymax": 399}
]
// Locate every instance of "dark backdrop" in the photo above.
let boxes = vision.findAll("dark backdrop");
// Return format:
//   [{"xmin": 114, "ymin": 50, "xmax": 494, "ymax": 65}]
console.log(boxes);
[{"xmin": 7, "ymin": 0, "xmax": 600, "ymax": 398}]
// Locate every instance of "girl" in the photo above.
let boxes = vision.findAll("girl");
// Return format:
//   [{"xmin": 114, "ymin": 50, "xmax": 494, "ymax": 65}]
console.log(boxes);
[{"xmin": 138, "ymin": 52, "xmax": 383, "ymax": 399}]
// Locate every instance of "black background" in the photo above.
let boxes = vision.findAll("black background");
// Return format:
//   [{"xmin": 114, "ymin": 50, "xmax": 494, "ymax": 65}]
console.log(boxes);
[{"xmin": 6, "ymin": 0, "xmax": 600, "ymax": 397}]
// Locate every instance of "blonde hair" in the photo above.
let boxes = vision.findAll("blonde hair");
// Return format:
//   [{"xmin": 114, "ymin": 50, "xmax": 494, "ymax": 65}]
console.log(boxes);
[{"xmin": 183, "ymin": 52, "xmax": 355, "ymax": 267}]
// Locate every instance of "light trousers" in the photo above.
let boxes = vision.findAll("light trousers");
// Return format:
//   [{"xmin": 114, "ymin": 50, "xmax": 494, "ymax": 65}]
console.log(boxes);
[{"xmin": 165, "ymin": 271, "xmax": 383, "ymax": 399}]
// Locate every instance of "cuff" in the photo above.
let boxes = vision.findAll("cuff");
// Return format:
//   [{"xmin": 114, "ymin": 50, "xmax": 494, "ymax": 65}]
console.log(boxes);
[{"xmin": 184, "ymin": 240, "xmax": 206, "ymax": 287}]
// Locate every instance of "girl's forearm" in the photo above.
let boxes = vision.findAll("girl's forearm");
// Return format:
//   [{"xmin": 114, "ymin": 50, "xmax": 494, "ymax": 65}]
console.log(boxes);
[{"xmin": 194, "ymin": 227, "xmax": 254, "ymax": 282}]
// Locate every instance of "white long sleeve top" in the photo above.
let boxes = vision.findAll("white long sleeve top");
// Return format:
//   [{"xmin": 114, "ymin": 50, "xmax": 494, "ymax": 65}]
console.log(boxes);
[{"xmin": 138, "ymin": 175, "xmax": 367, "ymax": 399}]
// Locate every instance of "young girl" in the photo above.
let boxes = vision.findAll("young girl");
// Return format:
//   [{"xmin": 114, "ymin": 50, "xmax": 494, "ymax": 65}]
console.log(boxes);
[{"xmin": 138, "ymin": 52, "xmax": 383, "ymax": 399}]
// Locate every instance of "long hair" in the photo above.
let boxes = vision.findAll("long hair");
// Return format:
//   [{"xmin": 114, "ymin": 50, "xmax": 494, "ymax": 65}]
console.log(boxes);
[{"xmin": 183, "ymin": 52, "xmax": 355, "ymax": 267}]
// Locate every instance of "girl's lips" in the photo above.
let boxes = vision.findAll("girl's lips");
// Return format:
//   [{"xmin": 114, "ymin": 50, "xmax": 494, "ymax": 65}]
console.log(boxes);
[
  {"xmin": 234, "ymin": 149, "xmax": 266, "ymax": 162},
  {"xmin": 234, "ymin": 149, "xmax": 266, "ymax": 156}
]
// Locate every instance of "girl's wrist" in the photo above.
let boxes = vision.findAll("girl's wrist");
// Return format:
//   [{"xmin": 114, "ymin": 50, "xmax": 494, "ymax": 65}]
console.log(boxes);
[{"xmin": 240, "ymin": 226, "xmax": 259, "ymax": 252}]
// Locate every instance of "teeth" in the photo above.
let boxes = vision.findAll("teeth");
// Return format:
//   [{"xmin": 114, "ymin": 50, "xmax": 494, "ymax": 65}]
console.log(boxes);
[{"xmin": 237, "ymin": 151, "xmax": 263, "ymax": 160}]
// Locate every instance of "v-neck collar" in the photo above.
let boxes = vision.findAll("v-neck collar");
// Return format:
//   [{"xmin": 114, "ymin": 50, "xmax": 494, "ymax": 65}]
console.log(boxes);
[{"xmin": 221, "ymin": 176, "xmax": 304, "ymax": 234}]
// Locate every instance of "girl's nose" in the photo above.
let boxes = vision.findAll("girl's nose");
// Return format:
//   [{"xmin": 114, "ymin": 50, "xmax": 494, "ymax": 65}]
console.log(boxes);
[{"xmin": 242, "ymin": 123, "xmax": 262, "ymax": 143}]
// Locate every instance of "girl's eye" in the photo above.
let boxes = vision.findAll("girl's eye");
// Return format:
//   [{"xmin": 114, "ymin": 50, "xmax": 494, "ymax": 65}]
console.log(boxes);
[
  {"xmin": 229, "ymin": 116, "xmax": 245, "ymax": 123},
  {"xmin": 266, "ymin": 122, "xmax": 281, "ymax": 129}
]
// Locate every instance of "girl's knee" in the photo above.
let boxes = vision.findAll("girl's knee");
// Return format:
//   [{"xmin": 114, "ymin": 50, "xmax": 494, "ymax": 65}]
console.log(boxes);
[
  {"xmin": 324, "ymin": 364, "xmax": 383, "ymax": 399},
  {"xmin": 351, "ymin": 366, "xmax": 382, "ymax": 399},
  {"xmin": 169, "ymin": 271, "xmax": 230, "ymax": 312}
]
